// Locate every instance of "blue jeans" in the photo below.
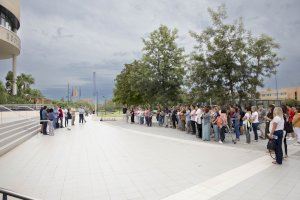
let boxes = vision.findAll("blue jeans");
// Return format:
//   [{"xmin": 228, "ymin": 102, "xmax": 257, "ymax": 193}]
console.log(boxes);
[
  {"xmin": 274, "ymin": 130, "xmax": 283, "ymax": 164},
  {"xmin": 213, "ymin": 124, "xmax": 219, "ymax": 141},
  {"xmin": 252, "ymin": 123, "xmax": 259, "ymax": 141},
  {"xmin": 234, "ymin": 123, "xmax": 240, "ymax": 139}
]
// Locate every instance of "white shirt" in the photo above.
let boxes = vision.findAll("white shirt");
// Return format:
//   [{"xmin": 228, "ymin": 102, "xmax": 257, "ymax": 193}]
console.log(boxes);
[
  {"xmin": 196, "ymin": 108, "xmax": 203, "ymax": 124},
  {"xmin": 191, "ymin": 110, "xmax": 196, "ymax": 121},
  {"xmin": 243, "ymin": 112, "xmax": 250, "ymax": 125},
  {"xmin": 269, "ymin": 116, "xmax": 285, "ymax": 133},
  {"xmin": 251, "ymin": 111, "xmax": 259, "ymax": 123}
]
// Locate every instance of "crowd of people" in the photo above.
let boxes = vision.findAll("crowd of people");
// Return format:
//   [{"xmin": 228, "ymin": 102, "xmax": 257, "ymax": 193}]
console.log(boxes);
[
  {"xmin": 39, "ymin": 106, "xmax": 87, "ymax": 135},
  {"xmin": 123, "ymin": 104, "xmax": 300, "ymax": 165}
]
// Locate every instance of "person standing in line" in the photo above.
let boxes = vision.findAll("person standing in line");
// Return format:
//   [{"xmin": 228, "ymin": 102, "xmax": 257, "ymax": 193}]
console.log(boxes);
[
  {"xmin": 243, "ymin": 107, "xmax": 252, "ymax": 144},
  {"xmin": 78, "ymin": 106, "xmax": 85, "ymax": 124},
  {"xmin": 149, "ymin": 108, "xmax": 153, "ymax": 127},
  {"xmin": 190, "ymin": 105, "xmax": 197, "ymax": 135},
  {"xmin": 64, "ymin": 108, "xmax": 68, "ymax": 127},
  {"xmin": 140, "ymin": 108, "xmax": 145, "ymax": 125},
  {"xmin": 185, "ymin": 106, "xmax": 191, "ymax": 133},
  {"xmin": 53, "ymin": 106, "xmax": 59, "ymax": 129},
  {"xmin": 47, "ymin": 108, "xmax": 55, "ymax": 136},
  {"xmin": 71, "ymin": 108, "xmax": 76, "ymax": 126},
  {"xmin": 292, "ymin": 107, "xmax": 300, "ymax": 145},
  {"xmin": 177, "ymin": 108, "xmax": 182, "ymax": 130},
  {"xmin": 287, "ymin": 106, "xmax": 295, "ymax": 140},
  {"xmin": 66, "ymin": 108, "xmax": 72, "ymax": 130},
  {"xmin": 239, "ymin": 106, "xmax": 245, "ymax": 135},
  {"xmin": 39, "ymin": 106, "xmax": 45, "ymax": 133},
  {"xmin": 233, "ymin": 107, "xmax": 241, "ymax": 142},
  {"xmin": 58, "ymin": 106, "xmax": 64, "ymax": 128},
  {"xmin": 212, "ymin": 106, "xmax": 220, "ymax": 142},
  {"xmin": 264, "ymin": 104, "xmax": 275, "ymax": 136},
  {"xmin": 171, "ymin": 107, "xmax": 177, "ymax": 129},
  {"xmin": 217, "ymin": 109, "xmax": 228, "ymax": 144},
  {"xmin": 258, "ymin": 105, "xmax": 267, "ymax": 140},
  {"xmin": 282, "ymin": 105, "xmax": 290, "ymax": 158},
  {"xmin": 268, "ymin": 107, "xmax": 285, "ymax": 165},
  {"xmin": 251, "ymin": 106, "xmax": 259, "ymax": 142},
  {"xmin": 202, "ymin": 106, "xmax": 211, "ymax": 141},
  {"xmin": 196, "ymin": 104, "xmax": 203, "ymax": 139},
  {"xmin": 41, "ymin": 106, "xmax": 48, "ymax": 135},
  {"xmin": 180, "ymin": 107, "xmax": 186, "ymax": 131},
  {"xmin": 130, "ymin": 108, "xmax": 135, "ymax": 124}
]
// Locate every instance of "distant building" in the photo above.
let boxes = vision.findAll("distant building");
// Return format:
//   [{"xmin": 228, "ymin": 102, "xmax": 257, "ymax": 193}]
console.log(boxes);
[
  {"xmin": 259, "ymin": 87, "xmax": 300, "ymax": 101},
  {"xmin": 0, "ymin": 0, "xmax": 20, "ymax": 95}
]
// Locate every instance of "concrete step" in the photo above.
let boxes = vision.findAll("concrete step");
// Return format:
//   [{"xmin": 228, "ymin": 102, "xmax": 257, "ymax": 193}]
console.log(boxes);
[
  {"xmin": 0, "ymin": 124, "xmax": 40, "ymax": 147},
  {"xmin": 0, "ymin": 121, "xmax": 39, "ymax": 140},
  {"xmin": 0, "ymin": 118, "xmax": 39, "ymax": 133},
  {"xmin": 0, "ymin": 128, "xmax": 39, "ymax": 157}
]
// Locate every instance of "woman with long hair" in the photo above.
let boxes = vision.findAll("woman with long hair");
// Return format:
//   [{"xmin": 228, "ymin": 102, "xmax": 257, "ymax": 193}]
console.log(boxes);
[
  {"xmin": 281, "ymin": 105, "xmax": 289, "ymax": 158},
  {"xmin": 251, "ymin": 106, "xmax": 259, "ymax": 142},
  {"xmin": 268, "ymin": 107, "xmax": 285, "ymax": 165},
  {"xmin": 202, "ymin": 106, "xmax": 211, "ymax": 141}
]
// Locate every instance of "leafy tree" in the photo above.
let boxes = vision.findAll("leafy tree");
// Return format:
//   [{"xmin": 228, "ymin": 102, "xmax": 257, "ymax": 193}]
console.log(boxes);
[
  {"xmin": 5, "ymin": 71, "xmax": 14, "ymax": 95},
  {"xmin": 188, "ymin": 5, "xmax": 281, "ymax": 105},
  {"xmin": 142, "ymin": 25, "xmax": 185, "ymax": 105},
  {"xmin": 0, "ymin": 81, "xmax": 8, "ymax": 104},
  {"xmin": 17, "ymin": 73, "xmax": 35, "ymax": 96}
]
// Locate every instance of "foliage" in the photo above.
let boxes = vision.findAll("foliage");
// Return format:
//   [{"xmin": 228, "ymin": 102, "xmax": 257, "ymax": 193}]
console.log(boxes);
[
  {"xmin": 187, "ymin": 5, "xmax": 281, "ymax": 105},
  {"xmin": 1, "ymin": 71, "xmax": 44, "ymax": 104},
  {"xmin": 113, "ymin": 25, "xmax": 185, "ymax": 106}
]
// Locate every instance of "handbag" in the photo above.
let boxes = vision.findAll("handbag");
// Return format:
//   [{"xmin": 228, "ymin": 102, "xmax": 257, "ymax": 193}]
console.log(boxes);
[{"xmin": 267, "ymin": 139, "xmax": 275, "ymax": 150}]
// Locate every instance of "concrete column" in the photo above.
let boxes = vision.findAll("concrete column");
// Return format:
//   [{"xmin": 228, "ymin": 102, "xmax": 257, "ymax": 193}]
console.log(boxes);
[{"xmin": 12, "ymin": 55, "xmax": 17, "ymax": 95}]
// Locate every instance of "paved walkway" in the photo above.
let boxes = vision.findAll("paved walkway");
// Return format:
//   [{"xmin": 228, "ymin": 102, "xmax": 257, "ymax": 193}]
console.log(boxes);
[{"xmin": 0, "ymin": 117, "xmax": 299, "ymax": 200}]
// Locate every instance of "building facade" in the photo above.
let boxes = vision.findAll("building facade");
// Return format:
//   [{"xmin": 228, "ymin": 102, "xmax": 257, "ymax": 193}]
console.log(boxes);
[
  {"xmin": 0, "ymin": 0, "xmax": 20, "ymax": 95},
  {"xmin": 260, "ymin": 87, "xmax": 300, "ymax": 101}
]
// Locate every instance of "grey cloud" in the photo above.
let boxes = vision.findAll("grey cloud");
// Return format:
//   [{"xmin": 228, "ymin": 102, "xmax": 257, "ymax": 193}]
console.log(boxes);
[{"xmin": 1, "ymin": 0, "xmax": 299, "ymax": 100}]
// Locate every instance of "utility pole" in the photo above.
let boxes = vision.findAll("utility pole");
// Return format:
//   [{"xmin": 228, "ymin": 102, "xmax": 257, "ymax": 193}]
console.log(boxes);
[
  {"xmin": 67, "ymin": 82, "xmax": 70, "ymax": 103},
  {"xmin": 93, "ymin": 72, "xmax": 97, "ymax": 114}
]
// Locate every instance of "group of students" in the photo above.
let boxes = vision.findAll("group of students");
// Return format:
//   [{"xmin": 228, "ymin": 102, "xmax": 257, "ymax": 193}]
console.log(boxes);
[
  {"xmin": 124, "ymin": 104, "xmax": 300, "ymax": 165},
  {"xmin": 39, "ymin": 106, "xmax": 87, "ymax": 135}
]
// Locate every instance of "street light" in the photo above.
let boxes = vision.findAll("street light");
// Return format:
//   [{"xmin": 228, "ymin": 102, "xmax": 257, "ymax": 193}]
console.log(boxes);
[{"xmin": 103, "ymin": 96, "xmax": 106, "ymax": 115}]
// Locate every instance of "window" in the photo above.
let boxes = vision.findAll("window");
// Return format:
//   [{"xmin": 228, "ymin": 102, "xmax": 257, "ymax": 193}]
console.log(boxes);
[{"xmin": 0, "ymin": 12, "xmax": 12, "ymax": 31}]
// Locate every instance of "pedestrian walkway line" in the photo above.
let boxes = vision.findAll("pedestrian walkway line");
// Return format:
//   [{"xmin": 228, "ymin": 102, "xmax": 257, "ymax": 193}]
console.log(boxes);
[{"xmin": 160, "ymin": 155, "xmax": 272, "ymax": 200}]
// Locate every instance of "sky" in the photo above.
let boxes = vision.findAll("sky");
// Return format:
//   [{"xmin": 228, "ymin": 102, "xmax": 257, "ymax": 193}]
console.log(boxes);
[{"xmin": 0, "ymin": 0, "xmax": 299, "ymax": 100}]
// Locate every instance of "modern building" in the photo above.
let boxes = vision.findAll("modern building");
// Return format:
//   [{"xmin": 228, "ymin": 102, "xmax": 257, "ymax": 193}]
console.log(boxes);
[
  {"xmin": 259, "ymin": 87, "xmax": 300, "ymax": 101},
  {"xmin": 0, "ymin": 0, "xmax": 20, "ymax": 95}
]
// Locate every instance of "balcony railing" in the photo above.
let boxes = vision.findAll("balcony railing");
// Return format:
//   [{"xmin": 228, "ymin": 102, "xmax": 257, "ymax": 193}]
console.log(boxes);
[{"xmin": 0, "ymin": 187, "xmax": 39, "ymax": 200}]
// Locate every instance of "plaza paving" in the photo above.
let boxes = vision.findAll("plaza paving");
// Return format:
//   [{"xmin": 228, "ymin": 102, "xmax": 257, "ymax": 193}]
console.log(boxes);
[{"xmin": 0, "ymin": 117, "xmax": 299, "ymax": 200}]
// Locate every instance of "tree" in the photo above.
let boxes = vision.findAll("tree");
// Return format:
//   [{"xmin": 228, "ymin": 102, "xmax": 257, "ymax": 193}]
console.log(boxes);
[
  {"xmin": 113, "ymin": 60, "xmax": 148, "ymax": 106},
  {"xmin": 188, "ymin": 5, "xmax": 281, "ymax": 105},
  {"xmin": 142, "ymin": 25, "xmax": 185, "ymax": 105},
  {"xmin": 0, "ymin": 81, "xmax": 8, "ymax": 104},
  {"xmin": 113, "ymin": 25, "xmax": 186, "ymax": 107},
  {"xmin": 5, "ymin": 71, "xmax": 14, "ymax": 95},
  {"xmin": 17, "ymin": 73, "xmax": 35, "ymax": 96}
]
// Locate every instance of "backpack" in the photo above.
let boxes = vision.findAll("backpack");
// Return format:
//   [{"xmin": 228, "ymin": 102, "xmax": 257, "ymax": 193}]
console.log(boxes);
[{"xmin": 217, "ymin": 116, "xmax": 223, "ymax": 128}]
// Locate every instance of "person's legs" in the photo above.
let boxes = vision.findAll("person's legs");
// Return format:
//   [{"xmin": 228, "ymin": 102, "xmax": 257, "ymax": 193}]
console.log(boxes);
[
  {"xmin": 283, "ymin": 131, "xmax": 288, "ymax": 157},
  {"xmin": 213, "ymin": 124, "xmax": 219, "ymax": 142},
  {"xmin": 274, "ymin": 130, "xmax": 283, "ymax": 164},
  {"xmin": 234, "ymin": 123, "xmax": 240, "ymax": 140},
  {"xmin": 43, "ymin": 121, "xmax": 48, "ymax": 135},
  {"xmin": 244, "ymin": 125, "xmax": 251, "ymax": 144},
  {"xmin": 220, "ymin": 126, "xmax": 225, "ymax": 142},
  {"xmin": 295, "ymin": 127, "xmax": 300, "ymax": 143},
  {"xmin": 252, "ymin": 123, "xmax": 259, "ymax": 141},
  {"xmin": 259, "ymin": 122, "xmax": 266, "ymax": 139},
  {"xmin": 196, "ymin": 123, "xmax": 202, "ymax": 138},
  {"xmin": 191, "ymin": 121, "xmax": 196, "ymax": 134}
]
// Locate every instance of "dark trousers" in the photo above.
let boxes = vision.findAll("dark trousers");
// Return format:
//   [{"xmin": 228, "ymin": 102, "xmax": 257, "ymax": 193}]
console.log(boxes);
[
  {"xmin": 196, "ymin": 123, "xmax": 202, "ymax": 138},
  {"xmin": 220, "ymin": 126, "xmax": 226, "ymax": 142},
  {"xmin": 59, "ymin": 117, "xmax": 63, "ymax": 128},
  {"xmin": 284, "ymin": 131, "xmax": 288, "ymax": 156},
  {"xmin": 42, "ymin": 121, "xmax": 48, "ymax": 135},
  {"xmin": 252, "ymin": 123, "xmax": 259, "ymax": 140},
  {"xmin": 65, "ymin": 117, "xmax": 68, "ymax": 127},
  {"xmin": 274, "ymin": 130, "xmax": 283, "ymax": 164},
  {"xmin": 79, "ymin": 114, "xmax": 84, "ymax": 123},
  {"xmin": 191, "ymin": 121, "xmax": 196, "ymax": 134}
]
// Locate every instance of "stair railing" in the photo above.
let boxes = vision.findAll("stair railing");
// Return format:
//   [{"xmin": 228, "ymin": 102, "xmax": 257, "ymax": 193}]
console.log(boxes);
[{"xmin": 0, "ymin": 187, "xmax": 39, "ymax": 200}]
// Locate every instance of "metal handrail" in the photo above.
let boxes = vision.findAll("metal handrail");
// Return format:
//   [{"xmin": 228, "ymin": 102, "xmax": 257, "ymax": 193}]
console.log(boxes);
[
  {"xmin": 0, "ymin": 105, "xmax": 39, "ymax": 125},
  {"xmin": 0, "ymin": 187, "xmax": 39, "ymax": 200}
]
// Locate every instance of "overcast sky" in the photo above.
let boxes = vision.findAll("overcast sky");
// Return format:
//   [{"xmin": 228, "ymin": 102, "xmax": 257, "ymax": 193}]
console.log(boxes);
[{"xmin": 0, "ymin": 0, "xmax": 299, "ymax": 100}]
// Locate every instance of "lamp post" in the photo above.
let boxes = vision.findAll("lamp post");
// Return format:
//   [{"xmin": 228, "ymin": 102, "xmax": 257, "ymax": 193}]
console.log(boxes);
[
  {"xmin": 275, "ymin": 70, "xmax": 279, "ymax": 101},
  {"xmin": 103, "ymin": 96, "xmax": 106, "ymax": 115}
]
